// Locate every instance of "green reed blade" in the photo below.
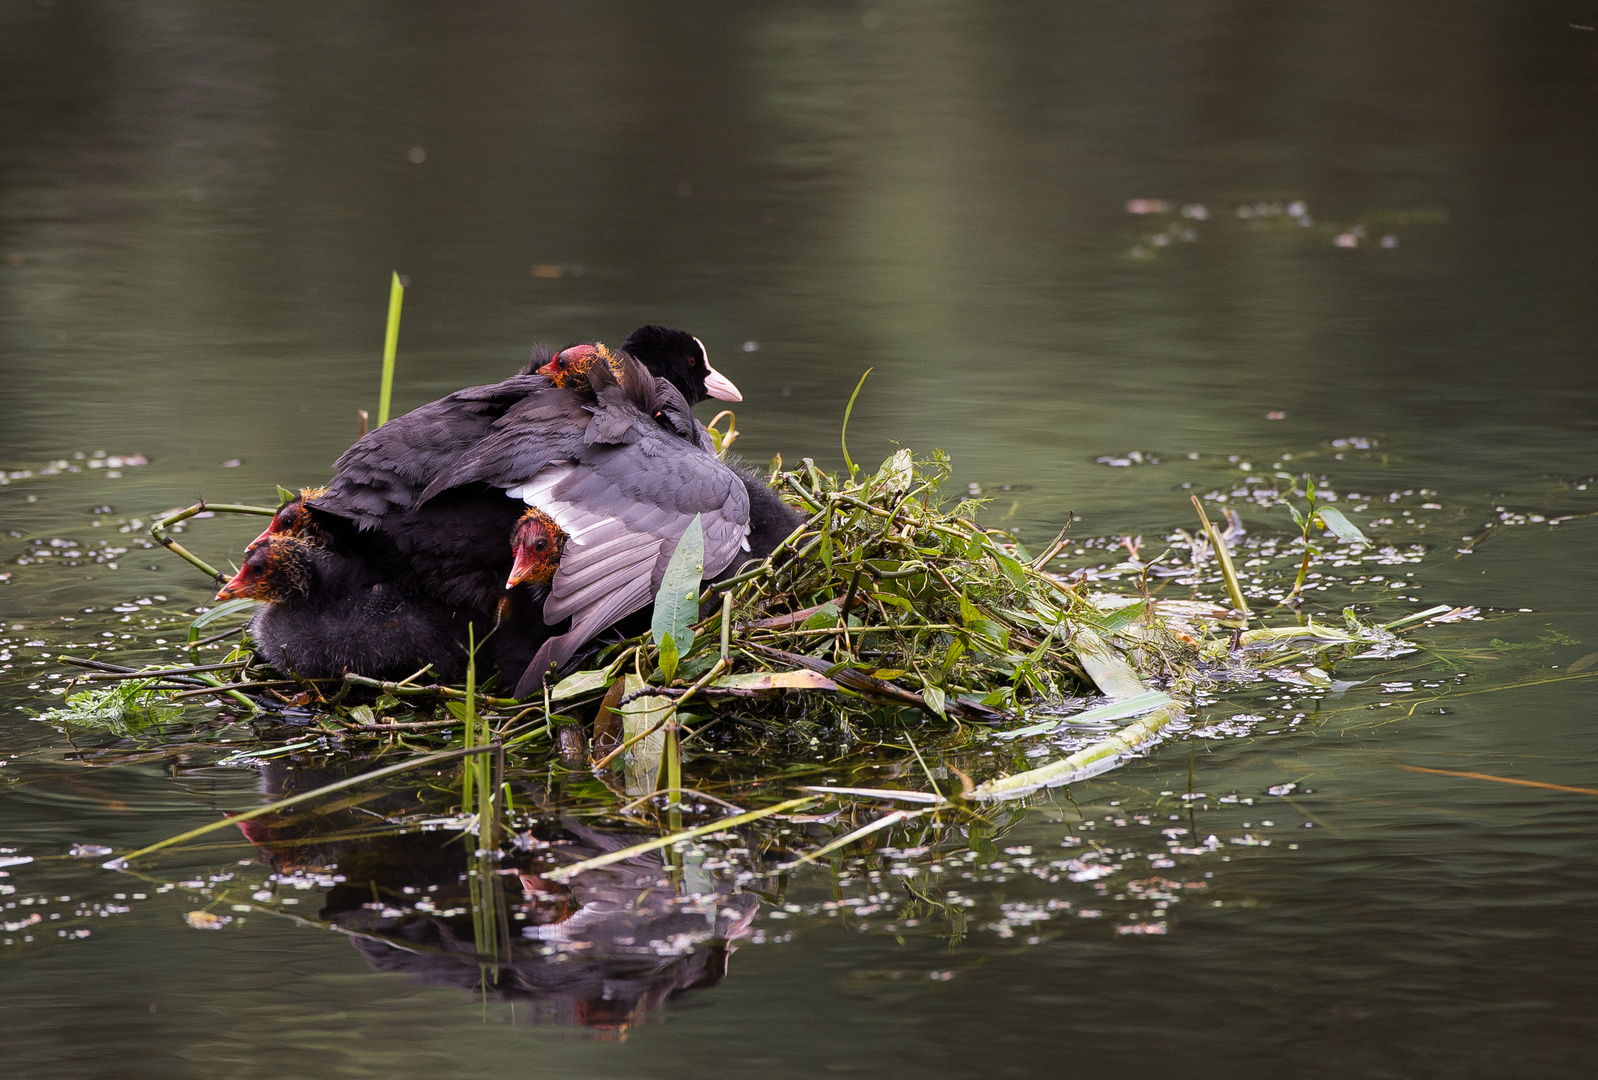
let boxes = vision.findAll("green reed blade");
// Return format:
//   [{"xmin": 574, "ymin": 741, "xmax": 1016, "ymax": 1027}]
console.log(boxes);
[{"xmin": 377, "ymin": 271, "xmax": 404, "ymax": 427}]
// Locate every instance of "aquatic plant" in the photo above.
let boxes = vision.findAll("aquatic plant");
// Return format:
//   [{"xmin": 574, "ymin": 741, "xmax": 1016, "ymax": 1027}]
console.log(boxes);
[
  {"xmin": 38, "ymin": 678, "xmax": 175, "ymax": 733},
  {"xmin": 1281, "ymin": 475, "xmax": 1369, "ymax": 603}
]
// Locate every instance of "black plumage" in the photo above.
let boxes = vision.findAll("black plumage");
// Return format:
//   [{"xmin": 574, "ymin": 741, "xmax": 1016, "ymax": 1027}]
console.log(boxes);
[
  {"xmin": 260, "ymin": 328, "xmax": 797, "ymax": 698},
  {"xmin": 305, "ymin": 353, "xmax": 557, "ymax": 612},
  {"xmin": 411, "ymin": 351, "xmax": 752, "ymax": 693},
  {"xmin": 225, "ymin": 534, "xmax": 476, "ymax": 682}
]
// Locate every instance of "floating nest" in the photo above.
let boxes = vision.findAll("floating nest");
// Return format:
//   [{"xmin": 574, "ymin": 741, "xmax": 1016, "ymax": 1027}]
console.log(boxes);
[{"xmin": 47, "ymin": 439, "xmax": 1449, "ymax": 805}]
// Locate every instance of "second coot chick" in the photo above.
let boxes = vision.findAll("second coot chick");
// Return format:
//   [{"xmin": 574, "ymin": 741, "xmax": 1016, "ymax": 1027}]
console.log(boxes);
[{"xmin": 218, "ymin": 533, "xmax": 476, "ymax": 682}]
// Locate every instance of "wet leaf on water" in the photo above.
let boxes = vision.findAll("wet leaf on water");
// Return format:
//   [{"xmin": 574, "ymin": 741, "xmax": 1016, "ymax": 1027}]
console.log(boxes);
[
  {"xmin": 995, "ymin": 689, "xmax": 1173, "ymax": 740},
  {"xmin": 1566, "ymin": 651, "xmax": 1598, "ymax": 674}
]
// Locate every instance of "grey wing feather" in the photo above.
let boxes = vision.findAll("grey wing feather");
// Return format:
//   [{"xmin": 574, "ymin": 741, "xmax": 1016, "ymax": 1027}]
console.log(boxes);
[
  {"xmin": 517, "ymin": 578, "xmax": 654, "ymax": 696},
  {"xmin": 508, "ymin": 449, "xmax": 750, "ymax": 685}
]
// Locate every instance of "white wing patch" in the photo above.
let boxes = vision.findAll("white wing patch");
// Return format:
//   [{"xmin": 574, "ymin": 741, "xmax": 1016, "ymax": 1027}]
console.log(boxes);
[{"xmin": 507, "ymin": 462, "xmax": 612, "ymax": 547}]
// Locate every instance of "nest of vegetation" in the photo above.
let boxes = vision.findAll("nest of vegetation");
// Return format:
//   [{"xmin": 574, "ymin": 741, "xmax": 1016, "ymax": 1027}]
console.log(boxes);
[
  {"xmin": 47, "ymin": 433, "xmax": 1457, "ymax": 823},
  {"xmin": 57, "ymin": 436, "xmax": 1443, "ymax": 786},
  {"xmin": 638, "ymin": 447, "xmax": 1193, "ymax": 722}
]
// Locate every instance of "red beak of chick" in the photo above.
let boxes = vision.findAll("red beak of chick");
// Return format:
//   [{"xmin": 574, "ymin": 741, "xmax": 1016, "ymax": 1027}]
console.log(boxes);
[{"xmin": 216, "ymin": 564, "xmax": 253, "ymax": 601}]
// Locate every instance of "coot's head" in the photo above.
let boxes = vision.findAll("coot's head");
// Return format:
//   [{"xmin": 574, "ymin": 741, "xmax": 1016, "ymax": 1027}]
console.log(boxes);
[
  {"xmin": 507, "ymin": 507, "xmax": 568, "ymax": 592},
  {"xmin": 217, "ymin": 535, "xmax": 314, "ymax": 602},
  {"xmin": 246, "ymin": 486, "xmax": 326, "ymax": 551},
  {"xmin": 536, "ymin": 342, "xmax": 624, "ymax": 391},
  {"xmin": 621, "ymin": 325, "xmax": 741, "ymax": 405}
]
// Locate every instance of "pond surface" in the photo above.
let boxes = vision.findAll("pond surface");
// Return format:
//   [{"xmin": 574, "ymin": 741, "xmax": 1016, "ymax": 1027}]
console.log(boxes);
[{"xmin": 3, "ymin": 2, "xmax": 1597, "ymax": 1076}]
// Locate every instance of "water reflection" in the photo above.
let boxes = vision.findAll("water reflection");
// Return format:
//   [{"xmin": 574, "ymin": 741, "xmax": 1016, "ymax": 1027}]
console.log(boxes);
[{"xmin": 232, "ymin": 762, "xmax": 759, "ymax": 1030}]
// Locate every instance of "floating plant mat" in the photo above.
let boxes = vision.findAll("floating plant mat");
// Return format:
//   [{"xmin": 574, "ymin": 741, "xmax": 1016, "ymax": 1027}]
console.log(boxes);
[{"xmin": 27, "ymin": 444, "xmax": 1488, "ymax": 807}]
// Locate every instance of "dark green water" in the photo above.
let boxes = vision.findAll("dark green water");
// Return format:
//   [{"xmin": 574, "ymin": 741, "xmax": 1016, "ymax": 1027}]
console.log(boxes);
[{"xmin": 3, "ymin": 3, "xmax": 1597, "ymax": 1076}]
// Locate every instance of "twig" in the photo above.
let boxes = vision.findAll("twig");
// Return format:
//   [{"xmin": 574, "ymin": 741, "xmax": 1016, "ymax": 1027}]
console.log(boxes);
[{"xmin": 148, "ymin": 501, "xmax": 277, "ymax": 584}]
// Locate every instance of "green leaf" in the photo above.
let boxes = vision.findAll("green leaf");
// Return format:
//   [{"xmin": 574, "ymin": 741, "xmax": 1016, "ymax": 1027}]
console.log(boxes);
[
  {"xmin": 940, "ymin": 637, "xmax": 966, "ymax": 673},
  {"xmin": 550, "ymin": 661, "xmax": 621, "ymax": 702},
  {"xmin": 445, "ymin": 701, "xmax": 471, "ymax": 723},
  {"xmin": 276, "ymin": 485, "xmax": 296, "ymax": 506},
  {"xmin": 802, "ymin": 601, "xmax": 840, "ymax": 631},
  {"xmin": 1315, "ymin": 507, "xmax": 1368, "ymax": 545},
  {"xmin": 1287, "ymin": 503, "xmax": 1305, "ymax": 527},
  {"xmin": 657, "ymin": 632, "xmax": 680, "ymax": 684},
  {"xmin": 651, "ymin": 515, "xmax": 704, "ymax": 655},
  {"xmin": 990, "ymin": 549, "xmax": 1028, "ymax": 586},
  {"xmin": 1097, "ymin": 599, "xmax": 1148, "ymax": 633},
  {"xmin": 347, "ymin": 705, "xmax": 376, "ymax": 725},
  {"xmin": 191, "ymin": 597, "xmax": 259, "ymax": 630},
  {"xmin": 840, "ymin": 368, "xmax": 873, "ymax": 478},
  {"xmin": 980, "ymin": 686, "xmax": 1017, "ymax": 709},
  {"xmin": 922, "ymin": 685, "xmax": 948, "ymax": 719},
  {"xmin": 676, "ymin": 652, "xmax": 719, "ymax": 683},
  {"xmin": 614, "ymin": 673, "xmax": 673, "ymax": 792},
  {"xmin": 959, "ymin": 591, "xmax": 980, "ymax": 627},
  {"xmin": 972, "ymin": 619, "xmax": 1010, "ymax": 649},
  {"xmin": 874, "ymin": 447, "xmax": 913, "ymax": 493}
]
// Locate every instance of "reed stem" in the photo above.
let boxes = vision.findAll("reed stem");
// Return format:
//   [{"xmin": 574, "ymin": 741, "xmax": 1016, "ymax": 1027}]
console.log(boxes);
[{"xmin": 377, "ymin": 271, "xmax": 404, "ymax": 427}]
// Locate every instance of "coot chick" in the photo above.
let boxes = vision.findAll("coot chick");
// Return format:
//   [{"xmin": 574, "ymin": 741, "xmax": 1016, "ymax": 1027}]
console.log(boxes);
[
  {"xmin": 218, "ymin": 533, "xmax": 475, "ymax": 683},
  {"xmin": 247, "ymin": 486, "xmax": 327, "ymax": 550},
  {"xmin": 506, "ymin": 508, "xmax": 568, "ymax": 594}
]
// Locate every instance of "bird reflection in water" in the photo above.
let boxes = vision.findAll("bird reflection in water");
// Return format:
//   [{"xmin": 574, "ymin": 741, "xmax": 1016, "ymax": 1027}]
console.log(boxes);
[{"xmin": 234, "ymin": 761, "xmax": 762, "ymax": 1032}]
